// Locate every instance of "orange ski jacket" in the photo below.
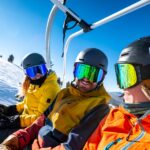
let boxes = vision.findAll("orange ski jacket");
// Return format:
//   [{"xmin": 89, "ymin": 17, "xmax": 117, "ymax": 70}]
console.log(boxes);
[{"xmin": 84, "ymin": 106, "xmax": 150, "ymax": 150}]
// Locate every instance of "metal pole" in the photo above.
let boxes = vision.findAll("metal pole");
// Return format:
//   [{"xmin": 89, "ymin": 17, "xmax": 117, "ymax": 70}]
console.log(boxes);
[
  {"xmin": 91, "ymin": 0, "xmax": 150, "ymax": 29},
  {"xmin": 62, "ymin": 0, "xmax": 150, "ymax": 81},
  {"xmin": 45, "ymin": 5, "xmax": 58, "ymax": 68},
  {"xmin": 45, "ymin": 0, "xmax": 65, "ymax": 68},
  {"xmin": 50, "ymin": 0, "xmax": 81, "ymax": 22}
]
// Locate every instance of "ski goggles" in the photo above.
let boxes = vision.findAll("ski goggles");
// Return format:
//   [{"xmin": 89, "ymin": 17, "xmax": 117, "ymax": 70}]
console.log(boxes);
[
  {"xmin": 74, "ymin": 63, "xmax": 105, "ymax": 83},
  {"xmin": 24, "ymin": 64, "xmax": 47, "ymax": 78},
  {"xmin": 115, "ymin": 63, "xmax": 141, "ymax": 89}
]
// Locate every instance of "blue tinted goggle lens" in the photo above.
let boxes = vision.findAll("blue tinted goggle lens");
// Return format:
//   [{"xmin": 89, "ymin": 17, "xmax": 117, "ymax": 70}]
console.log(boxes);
[
  {"xmin": 25, "ymin": 64, "xmax": 47, "ymax": 78},
  {"xmin": 74, "ymin": 63, "xmax": 104, "ymax": 83}
]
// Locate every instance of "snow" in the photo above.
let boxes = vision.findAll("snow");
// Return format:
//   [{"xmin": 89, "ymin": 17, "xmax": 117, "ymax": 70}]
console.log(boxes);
[{"xmin": 0, "ymin": 59, "xmax": 24, "ymax": 105}]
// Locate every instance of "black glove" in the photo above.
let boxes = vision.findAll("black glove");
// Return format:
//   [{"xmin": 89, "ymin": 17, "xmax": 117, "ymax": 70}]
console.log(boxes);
[
  {"xmin": 0, "ymin": 114, "xmax": 20, "ymax": 129},
  {"xmin": 0, "ymin": 104, "xmax": 8, "ymax": 114},
  {"xmin": 0, "ymin": 104, "xmax": 18, "ymax": 116}
]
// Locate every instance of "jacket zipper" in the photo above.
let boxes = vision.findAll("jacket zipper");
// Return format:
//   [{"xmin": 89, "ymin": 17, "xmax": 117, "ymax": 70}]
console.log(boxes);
[
  {"xmin": 104, "ymin": 138, "xmax": 122, "ymax": 150},
  {"xmin": 121, "ymin": 130, "xmax": 145, "ymax": 150}
]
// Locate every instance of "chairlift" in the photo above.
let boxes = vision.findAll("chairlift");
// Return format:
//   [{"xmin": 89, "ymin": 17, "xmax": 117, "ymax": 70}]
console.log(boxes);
[{"xmin": 45, "ymin": 0, "xmax": 150, "ymax": 84}]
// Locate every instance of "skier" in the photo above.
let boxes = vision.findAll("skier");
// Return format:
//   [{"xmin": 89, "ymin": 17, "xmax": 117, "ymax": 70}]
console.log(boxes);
[
  {"xmin": 0, "ymin": 53, "xmax": 60, "ymax": 142},
  {"xmin": 83, "ymin": 36, "xmax": 150, "ymax": 149}
]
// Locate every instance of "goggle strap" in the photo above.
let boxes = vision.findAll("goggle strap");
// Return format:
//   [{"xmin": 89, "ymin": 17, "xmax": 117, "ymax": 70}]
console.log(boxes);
[{"xmin": 141, "ymin": 65, "xmax": 150, "ymax": 80}]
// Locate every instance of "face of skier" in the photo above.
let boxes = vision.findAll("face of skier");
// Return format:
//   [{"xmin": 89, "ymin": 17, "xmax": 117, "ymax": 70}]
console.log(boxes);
[
  {"xmin": 76, "ymin": 78, "xmax": 97, "ymax": 93},
  {"xmin": 123, "ymin": 83, "xmax": 148, "ymax": 103}
]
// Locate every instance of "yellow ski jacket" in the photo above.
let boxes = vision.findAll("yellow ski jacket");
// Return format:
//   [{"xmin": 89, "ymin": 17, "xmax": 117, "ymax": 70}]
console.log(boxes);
[
  {"xmin": 16, "ymin": 71, "xmax": 60, "ymax": 127},
  {"xmin": 47, "ymin": 84, "xmax": 111, "ymax": 135}
]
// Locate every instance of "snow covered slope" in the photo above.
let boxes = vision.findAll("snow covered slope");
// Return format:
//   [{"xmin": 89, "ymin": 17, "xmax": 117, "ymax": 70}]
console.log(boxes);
[{"xmin": 0, "ymin": 59, "xmax": 24, "ymax": 105}]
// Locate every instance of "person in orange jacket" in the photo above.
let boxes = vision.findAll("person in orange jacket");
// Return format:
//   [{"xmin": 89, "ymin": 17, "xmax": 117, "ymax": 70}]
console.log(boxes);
[
  {"xmin": 83, "ymin": 36, "xmax": 150, "ymax": 150},
  {"xmin": 0, "ymin": 48, "xmax": 111, "ymax": 150},
  {"xmin": 0, "ymin": 53, "xmax": 60, "ymax": 142}
]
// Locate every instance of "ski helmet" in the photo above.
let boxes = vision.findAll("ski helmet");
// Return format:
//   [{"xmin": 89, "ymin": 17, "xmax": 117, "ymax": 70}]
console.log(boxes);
[
  {"xmin": 118, "ymin": 36, "xmax": 150, "ymax": 65},
  {"xmin": 115, "ymin": 36, "xmax": 150, "ymax": 89},
  {"xmin": 75, "ymin": 48, "xmax": 108, "ymax": 72},
  {"xmin": 21, "ymin": 53, "xmax": 46, "ymax": 69}
]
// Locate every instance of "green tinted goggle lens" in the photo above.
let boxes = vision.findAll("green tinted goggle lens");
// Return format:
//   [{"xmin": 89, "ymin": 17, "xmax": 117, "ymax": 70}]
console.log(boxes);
[
  {"xmin": 74, "ymin": 63, "xmax": 104, "ymax": 83},
  {"xmin": 115, "ymin": 64, "xmax": 137, "ymax": 89}
]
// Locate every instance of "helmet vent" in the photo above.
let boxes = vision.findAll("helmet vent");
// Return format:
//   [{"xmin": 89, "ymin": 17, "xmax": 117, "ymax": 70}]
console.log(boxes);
[
  {"xmin": 121, "ymin": 52, "xmax": 129, "ymax": 57},
  {"xmin": 99, "ymin": 64, "xmax": 104, "ymax": 67},
  {"xmin": 26, "ymin": 64, "xmax": 31, "ymax": 67},
  {"xmin": 79, "ymin": 58, "xmax": 84, "ymax": 61}
]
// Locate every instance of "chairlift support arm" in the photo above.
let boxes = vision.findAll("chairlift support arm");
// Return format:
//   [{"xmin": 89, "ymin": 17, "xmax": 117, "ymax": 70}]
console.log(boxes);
[
  {"xmin": 50, "ymin": 0, "xmax": 91, "ymax": 32},
  {"xmin": 46, "ymin": 0, "xmax": 90, "ymax": 68},
  {"xmin": 62, "ymin": 0, "xmax": 150, "ymax": 81}
]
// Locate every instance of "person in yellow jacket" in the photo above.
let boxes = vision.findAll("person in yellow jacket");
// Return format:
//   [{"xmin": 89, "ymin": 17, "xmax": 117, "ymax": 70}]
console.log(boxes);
[
  {"xmin": 83, "ymin": 36, "xmax": 150, "ymax": 150},
  {"xmin": 0, "ymin": 53, "xmax": 60, "ymax": 142},
  {"xmin": 0, "ymin": 48, "xmax": 111, "ymax": 150}
]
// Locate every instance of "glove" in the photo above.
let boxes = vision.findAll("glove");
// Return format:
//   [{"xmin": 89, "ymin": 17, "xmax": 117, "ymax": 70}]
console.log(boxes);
[
  {"xmin": 32, "ymin": 139, "xmax": 41, "ymax": 150},
  {"xmin": 0, "ymin": 144, "xmax": 11, "ymax": 150},
  {"xmin": 0, "ymin": 104, "xmax": 18, "ymax": 116},
  {"xmin": 1, "ymin": 134, "xmax": 19, "ymax": 150},
  {"xmin": 7, "ymin": 105, "xmax": 18, "ymax": 115},
  {"xmin": 32, "ymin": 139, "xmax": 53, "ymax": 150},
  {"xmin": 0, "ymin": 104, "xmax": 8, "ymax": 114},
  {"xmin": 0, "ymin": 114, "xmax": 20, "ymax": 129},
  {"xmin": 8, "ymin": 114, "xmax": 46, "ymax": 150}
]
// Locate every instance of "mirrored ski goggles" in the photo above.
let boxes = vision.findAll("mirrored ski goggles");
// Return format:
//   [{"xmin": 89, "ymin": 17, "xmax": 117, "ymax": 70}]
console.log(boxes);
[
  {"xmin": 25, "ymin": 64, "xmax": 47, "ymax": 78},
  {"xmin": 74, "ymin": 63, "xmax": 105, "ymax": 83},
  {"xmin": 115, "ymin": 63, "xmax": 140, "ymax": 89}
]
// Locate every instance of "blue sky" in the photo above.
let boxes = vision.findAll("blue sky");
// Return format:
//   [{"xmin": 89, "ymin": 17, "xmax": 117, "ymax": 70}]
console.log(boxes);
[{"xmin": 0, "ymin": 0, "xmax": 150, "ymax": 91}]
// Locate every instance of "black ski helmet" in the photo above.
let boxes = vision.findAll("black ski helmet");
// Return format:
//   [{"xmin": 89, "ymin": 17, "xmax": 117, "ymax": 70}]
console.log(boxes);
[
  {"xmin": 21, "ymin": 53, "xmax": 46, "ymax": 69},
  {"xmin": 75, "ymin": 48, "xmax": 108, "ymax": 72},
  {"xmin": 118, "ymin": 36, "xmax": 150, "ymax": 65}
]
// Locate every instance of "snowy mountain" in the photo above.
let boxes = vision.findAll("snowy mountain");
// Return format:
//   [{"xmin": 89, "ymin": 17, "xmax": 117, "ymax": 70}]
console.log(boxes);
[{"xmin": 0, "ymin": 59, "xmax": 24, "ymax": 105}]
